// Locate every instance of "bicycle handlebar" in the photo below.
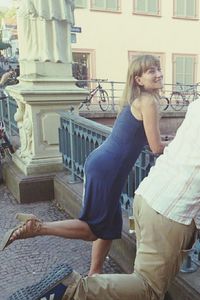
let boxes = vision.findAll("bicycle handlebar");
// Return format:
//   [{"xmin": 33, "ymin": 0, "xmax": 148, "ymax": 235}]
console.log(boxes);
[
  {"xmin": 175, "ymin": 82, "xmax": 200, "ymax": 93},
  {"xmin": 91, "ymin": 79, "xmax": 108, "ymax": 83},
  {"xmin": 176, "ymin": 81, "xmax": 200, "ymax": 87}
]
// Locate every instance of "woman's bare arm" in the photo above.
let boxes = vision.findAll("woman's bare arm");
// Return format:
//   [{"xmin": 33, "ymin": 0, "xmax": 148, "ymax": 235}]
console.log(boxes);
[{"xmin": 140, "ymin": 95, "xmax": 165, "ymax": 154}]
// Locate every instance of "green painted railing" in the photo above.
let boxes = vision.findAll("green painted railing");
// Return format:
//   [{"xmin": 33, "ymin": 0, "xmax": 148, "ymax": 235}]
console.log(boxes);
[{"xmin": 0, "ymin": 92, "xmax": 18, "ymax": 136}]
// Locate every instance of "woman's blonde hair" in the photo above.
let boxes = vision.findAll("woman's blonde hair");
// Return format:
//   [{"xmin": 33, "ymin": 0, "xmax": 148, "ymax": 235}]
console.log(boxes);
[{"xmin": 119, "ymin": 55, "xmax": 161, "ymax": 111}]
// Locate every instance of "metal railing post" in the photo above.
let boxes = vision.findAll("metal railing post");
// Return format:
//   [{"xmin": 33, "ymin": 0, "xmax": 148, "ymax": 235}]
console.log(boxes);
[
  {"xmin": 110, "ymin": 81, "xmax": 115, "ymax": 112},
  {"xmin": 0, "ymin": 100, "xmax": 3, "ymax": 121},
  {"xmin": 68, "ymin": 115, "xmax": 76, "ymax": 184},
  {"xmin": 7, "ymin": 96, "xmax": 12, "ymax": 136},
  {"xmin": 180, "ymin": 249, "xmax": 198, "ymax": 273}
]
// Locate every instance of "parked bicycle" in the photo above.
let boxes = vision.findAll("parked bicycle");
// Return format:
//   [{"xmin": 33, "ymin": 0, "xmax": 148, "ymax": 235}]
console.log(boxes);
[
  {"xmin": 170, "ymin": 82, "xmax": 200, "ymax": 111},
  {"xmin": 79, "ymin": 79, "xmax": 109, "ymax": 111},
  {"xmin": 160, "ymin": 82, "xmax": 200, "ymax": 111},
  {"xmin": 159, "ymin": 95, "xmax": 169, "ymax": 111}
]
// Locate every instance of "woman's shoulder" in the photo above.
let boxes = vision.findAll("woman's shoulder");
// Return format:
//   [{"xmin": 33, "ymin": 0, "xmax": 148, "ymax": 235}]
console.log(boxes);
[
  {"xmin": 139, "ymin": 93, "xmax": 160, "ymax": 110},
  {"xmin": 131, "ymin": 93, "xmax": 156, "ymax": 109},
  {"xmin": 139, "ymin": 92, "xmax": 156, "ymax": 103}
]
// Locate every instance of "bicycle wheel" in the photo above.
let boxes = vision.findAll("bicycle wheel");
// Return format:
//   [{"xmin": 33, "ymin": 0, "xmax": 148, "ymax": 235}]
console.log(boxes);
[
  {"xmin": 78, "ymin": 102, "xmax": 84, "ymax": 110},
  {"xmin": 159, "ymin": 96, "xmax": 169, "ymax": 111},
  {"xmin": 99, "ymin": 89, "xmax": 109, "ymax": 111},
  {"xmin": 79, "ymin": 96, "xmax": 91, "ymax": 110},
  {"xmin": 170, "ymin": 92, "xmax": 184, "ymax": 111},
  {"xmin": 186, "ymin": 93, "xmax": 195, "ymax": 105}
]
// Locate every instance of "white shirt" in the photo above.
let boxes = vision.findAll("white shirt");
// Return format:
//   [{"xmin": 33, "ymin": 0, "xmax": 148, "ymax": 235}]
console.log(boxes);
[{"xmin": 135, "ymin": 99, "xmax": 200, "ymax": 228}]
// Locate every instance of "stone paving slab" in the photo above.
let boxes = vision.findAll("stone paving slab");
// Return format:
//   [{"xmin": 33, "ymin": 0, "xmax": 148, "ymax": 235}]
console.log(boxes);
[{"xmin": 0, "ymin": 184, "xmax": 122, "ymax": 299}]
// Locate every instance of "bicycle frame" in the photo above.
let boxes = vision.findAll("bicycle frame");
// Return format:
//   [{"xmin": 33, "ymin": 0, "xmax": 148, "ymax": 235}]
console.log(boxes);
[
  {"xmin": 169, "ymin": 82, "xmax": 200, "ymax": 111},
  {"xmin": 88, "ymin": 83, "xmax": 102, "ymax": 101},
  {"xmin": 79, "ymin": 79, "xmax": 109, "ymax": 111},
  {"xmin": 176, "ymin": 82, "xmax": 199, "ymax": 101}
]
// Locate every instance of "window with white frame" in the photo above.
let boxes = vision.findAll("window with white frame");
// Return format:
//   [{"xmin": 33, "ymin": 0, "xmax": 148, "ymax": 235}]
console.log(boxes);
[
  {"xmin": 174, "ymin": 0, "xmax": 198, "ymax": 18},
  {"xmin": 173, "ymin": 55, "xmax": 196, "ymax": 86},
  {"xmin": 134, "ymin": 0, "xmax": 160, "ymax": 16},
  {"xmin": 91, "ymin": 0, "xmax": 120, "ymax": 12},
  {"xmin": 75, "ymin": 0, "xmax": 87, "ymax": 8},
  {"xmin": 72, "ymin": 49, "xmax": 96, "ymax": 87}
]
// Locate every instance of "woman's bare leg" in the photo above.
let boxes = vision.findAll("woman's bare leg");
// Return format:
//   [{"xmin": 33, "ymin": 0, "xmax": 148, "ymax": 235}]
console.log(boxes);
[
  {"xmin": 88, "ymin": 239, "xmax": 112, "ymax": 276},
  {"xmin": 10, "ymin": 219, "xmax": 97, "ymax": 243}
]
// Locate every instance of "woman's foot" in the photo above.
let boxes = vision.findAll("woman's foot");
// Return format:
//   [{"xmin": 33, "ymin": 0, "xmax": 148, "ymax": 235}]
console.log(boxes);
[
  {"xmin": 0, "ymin": 214, "xmax": 42, "ymax": 250},
  {"xmin": 10, "ymin": 215, "xmax": 42, "ymax": 243}
]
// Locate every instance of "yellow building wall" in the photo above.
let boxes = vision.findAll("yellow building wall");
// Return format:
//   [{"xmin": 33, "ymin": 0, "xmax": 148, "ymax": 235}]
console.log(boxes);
[{"xmin": 73, "ymin": 1, "xmax": 200, "ymax": 84}]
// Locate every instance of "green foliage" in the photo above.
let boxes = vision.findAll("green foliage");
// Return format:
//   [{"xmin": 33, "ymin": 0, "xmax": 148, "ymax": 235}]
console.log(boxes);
[
  {"xmin": 0, "ymin": 7, "xmax": 17, "ymax": 41},
  {"xmin": 0, "ymin": 7, "xmax": 16, "ymax": 24},
  {"xmin": 4, "ymin": 7, "xmax": 16, "ymax": 18}
]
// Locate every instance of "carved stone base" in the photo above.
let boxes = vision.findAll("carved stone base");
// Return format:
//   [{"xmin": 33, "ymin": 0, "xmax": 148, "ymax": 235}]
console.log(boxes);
[
  {"xmin": 5, "ymin": 80, "xmax": 87, "ymax": 177},
  {"xmin": 12, "ymin": 152, "xmax": 64, "ymax": 176},
  {"xmin": 2, "ymin": 161, "xmax": 54, "ymax": 203}
]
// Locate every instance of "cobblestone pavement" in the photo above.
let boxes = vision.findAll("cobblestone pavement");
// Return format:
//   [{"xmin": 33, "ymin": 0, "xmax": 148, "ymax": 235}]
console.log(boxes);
[{"xmin": 0, "ymin": 184, "xmax": 123, "ymax": 299}]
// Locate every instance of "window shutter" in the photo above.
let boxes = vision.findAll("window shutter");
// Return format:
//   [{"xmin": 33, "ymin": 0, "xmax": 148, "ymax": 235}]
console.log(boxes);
[
  {"xmin": 148, "ymin": 0, "xmax": 158, "ymax": 14},
  {"xmin": 107, "ymin": 0, "xmax": 118, "ymax": 10},
  {"xmin": 136, "ymin": 0, "xmax": 146, "ymax": 12},
  {"xmin": 92, "ymin": 0, "xmax": 119, "ymax": 11},
  {"xmin": 75, "ymin": 0, "xmax": 87, "ymax": 8},
  {"xmin": 175, "ymin": 0, "xmax": 196, "ymax": 17},
  {"xmin": 93, "ymin": 0, "xmax": 105, "ymax": 9},
  {"xmin": 186, "ymin": 0, "xmax": 195, "ymax": 17},
  {"xmin": 176, "ymin": 0, "xmax": 185, "ymax": 16},
  {"xmin": 185, "ymin": 57, "xmax": 194, "ymax": 84},
  {"xmin": 175, "ymin": 56, "xmax": 195, "ymax": 86},
  {"xmin": 175, "ymin": 56, "xmax": 184, "ymax": 84}
]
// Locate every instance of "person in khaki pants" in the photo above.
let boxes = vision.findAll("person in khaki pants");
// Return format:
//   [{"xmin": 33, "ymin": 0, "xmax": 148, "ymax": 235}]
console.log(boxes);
[
  {"xmin": 66, "ymin": 197, "xmax": 195, "ymax": 300},
  {"xmin": 2, "ymin": 97, "xmax": 200, "ymax": 298},
  {"xmin": 63, "ymin": 98, "xmax": 199, "ymax": 299}
]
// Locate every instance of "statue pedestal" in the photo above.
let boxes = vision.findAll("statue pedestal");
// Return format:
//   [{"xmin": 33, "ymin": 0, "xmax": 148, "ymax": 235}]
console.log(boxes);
[
  {"xmin": 3, "ymin": 160, "xmax": 55, "ymax": 203},
  {"xmin": 6, "ymin": 0, "xmax": 79, "ymax": 201},
  {"xmin": 4, "ymin": 74, "xmax": 87, "ymax": 202},
  {"xmin": 20, "ymin": 61, "xmax": 74, "ymax": 79},
  {"xmin": 6, "ymin": 76, "xmax": 87, "ymax": 176}
]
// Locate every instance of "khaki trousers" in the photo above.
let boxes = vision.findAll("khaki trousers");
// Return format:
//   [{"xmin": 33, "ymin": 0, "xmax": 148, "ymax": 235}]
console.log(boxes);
[{"xmin": 65, "ymin": 195, "xmax": 196, "ymax": 300}]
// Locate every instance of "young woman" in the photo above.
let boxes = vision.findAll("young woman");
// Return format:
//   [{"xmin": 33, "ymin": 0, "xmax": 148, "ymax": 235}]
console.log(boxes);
[{"xmin": 0, "ymin": 54, "xmax": 167, "ymax": 276}]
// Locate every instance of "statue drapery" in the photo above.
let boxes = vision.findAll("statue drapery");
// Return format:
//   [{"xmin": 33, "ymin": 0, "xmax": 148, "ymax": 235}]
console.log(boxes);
[{"xmin": 15, "ymin": 0, "xmax": 75, "ymax": 63}]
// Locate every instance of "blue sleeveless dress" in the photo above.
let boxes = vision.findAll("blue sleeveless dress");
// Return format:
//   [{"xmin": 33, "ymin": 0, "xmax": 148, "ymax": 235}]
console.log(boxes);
[{"xmin": 79, "ymin": 105, "xmax": 147, "ymax": 239}]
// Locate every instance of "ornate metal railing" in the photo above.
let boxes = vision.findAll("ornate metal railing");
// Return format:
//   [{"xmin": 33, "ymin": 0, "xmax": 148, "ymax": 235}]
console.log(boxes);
[
  {"xmin": 0, "ymin": 93, "xmax": 18, "ymax": 136},
  {"xmin": 77, "ymin": 80, "xmax": 200, "ymax": 113},
  {"xmin": 59, "ymin": 110, "xmax": 156, "ymax": 210}
]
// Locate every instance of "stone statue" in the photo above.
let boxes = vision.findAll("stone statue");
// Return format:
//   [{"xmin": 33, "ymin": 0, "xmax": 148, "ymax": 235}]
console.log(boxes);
[
  {"xmin": 15, "ymin": 0, "xmax": 75, "ymax": 63},
  {"xmin": 14, "ymin": 102, "xmax": 33, "ymax": 160}
]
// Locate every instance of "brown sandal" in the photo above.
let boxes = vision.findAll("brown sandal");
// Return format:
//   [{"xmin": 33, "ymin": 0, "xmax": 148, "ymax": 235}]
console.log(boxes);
[{"xmin": 0, "ymin": 213, "xmax": 42, "ymax": 251}]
